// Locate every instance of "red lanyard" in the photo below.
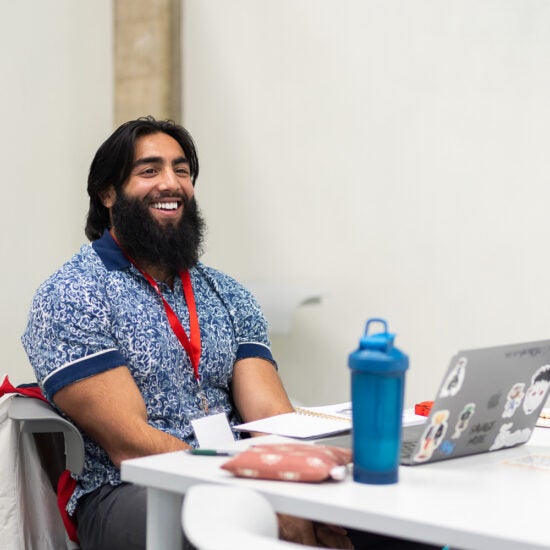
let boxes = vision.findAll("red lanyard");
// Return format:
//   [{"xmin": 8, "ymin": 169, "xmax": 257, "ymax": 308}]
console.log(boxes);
[
  {"xmin": 139, "ymin": 268, "xmax": 202, "ymax": 381},
  {"xmin": 111, "ymin": 235, "xmax": 202, "ymax": 381}
]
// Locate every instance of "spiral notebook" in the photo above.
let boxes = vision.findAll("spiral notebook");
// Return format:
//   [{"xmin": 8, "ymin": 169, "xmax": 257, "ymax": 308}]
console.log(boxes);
[{"xmin": 233, "ymin": 403, "xmax": 352, "ymax": 439}]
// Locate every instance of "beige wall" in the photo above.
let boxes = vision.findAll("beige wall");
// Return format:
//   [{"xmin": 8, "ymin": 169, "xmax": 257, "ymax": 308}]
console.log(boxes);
[
  {"xmin": 0, "ymin": 0, "xmax": 113, "ymax": 385},
  {"xmin": 182, "ymin": 0, "xmax": 550, "ymax": 407},
  {"xmin": 5, "ymin": 0, "xmax": 550, "ymax": 411},
  {"xmin": 114, "ymin": 0, "xmax": 181, "ymax": 124}
]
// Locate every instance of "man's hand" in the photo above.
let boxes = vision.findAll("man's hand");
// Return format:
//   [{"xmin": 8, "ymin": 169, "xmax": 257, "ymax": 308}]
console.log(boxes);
[
  {"xmin": 313, "ymin": 522, "xmax": 354, "ymax": 548},
  {"xmin": 277, "ymin": 514, "xmax": 353, "ymax": 548}
]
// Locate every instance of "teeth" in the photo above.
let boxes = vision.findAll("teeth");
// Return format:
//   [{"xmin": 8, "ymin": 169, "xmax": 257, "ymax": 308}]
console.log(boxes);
[{"xmin": 151, "ymin": 202, "xmax": 178, "ymax": 210}]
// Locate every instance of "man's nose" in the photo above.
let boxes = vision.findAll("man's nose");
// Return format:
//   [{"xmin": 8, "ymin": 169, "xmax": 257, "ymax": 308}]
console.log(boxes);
[{"xmin": 157, "ymin": 168, "xmax": 180, "ymax": 190}]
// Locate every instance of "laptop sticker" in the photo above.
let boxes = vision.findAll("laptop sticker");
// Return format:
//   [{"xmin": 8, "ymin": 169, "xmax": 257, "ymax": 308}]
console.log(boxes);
[
  {"xmin": 502, "ymin": 382, "xmax": 525, "ymax": 418},
  {"xmin": 414, "ymin": 409, "xmax": 449, "ymax": 462},
  {"xmin": 439, "ymin": 357, "xmax": 467, "ymax": 398},
  {"xmin": 452, "ymin": 402, "xmax": 476, "ymax": 439},
  {"xmin": 438, "ymin": 440, "xmax": 455, "ymax": 455},
  {"xmin": 523, "ymin": 365, "xmax": 550, "ymax": 414},
  {"xmin": 466, "ymin": 420, "xmax": 496, "ymax": 446},
  {"xmin": 489, "ymin": 422, "xmax": 531, "ymax": 451}
]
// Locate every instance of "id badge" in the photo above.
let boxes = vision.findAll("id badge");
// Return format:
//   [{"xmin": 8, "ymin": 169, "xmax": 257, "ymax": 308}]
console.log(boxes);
[{"xmin": 190, "ymin": 411, "xmax": 236, "ymax": 448}]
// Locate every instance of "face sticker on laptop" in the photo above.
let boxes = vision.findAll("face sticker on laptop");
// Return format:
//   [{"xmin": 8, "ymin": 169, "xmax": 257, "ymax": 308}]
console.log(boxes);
[
  {"xmin": 452, "ymin": 402, "xmax": 476, "ymax": 439},
  {"xmin": 502, "ymin": 382, "xmax": 525, "ymax": 418},
  {"xmin": 523, "ymin": 365, "xmax": 550, "ymax": 415},
  {"xmin": 439, "ymin": 356, "xmax": 467, "ymax": 398},
  {"xmin": 414, "ymin": 409, "xmax": 449, "ymax": 463}
]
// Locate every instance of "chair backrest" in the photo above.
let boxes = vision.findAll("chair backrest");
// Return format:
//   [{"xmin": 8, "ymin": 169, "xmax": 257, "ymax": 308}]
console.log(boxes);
[
  {"xmin": 7, "ymin": 394, "xmax": 84, "ymax": 549},
  {"xmin": 8, "ymin": 396, "xmax": 85, "ymax": 475},
  {"xmin": 181, "ymin": 484, "xmax": 312, "ymax": 550}
]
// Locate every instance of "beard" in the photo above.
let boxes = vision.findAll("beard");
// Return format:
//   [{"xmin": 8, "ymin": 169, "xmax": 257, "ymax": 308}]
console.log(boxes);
[{"xmin": 111, "ymin": 191, "xmax": 205, "ymax": 273}]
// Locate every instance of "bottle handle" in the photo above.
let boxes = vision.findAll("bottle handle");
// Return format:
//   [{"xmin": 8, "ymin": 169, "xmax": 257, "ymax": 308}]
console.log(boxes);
[{"xmin": 364, "ymin": 318, "xmax": 388, "ymax": 336}]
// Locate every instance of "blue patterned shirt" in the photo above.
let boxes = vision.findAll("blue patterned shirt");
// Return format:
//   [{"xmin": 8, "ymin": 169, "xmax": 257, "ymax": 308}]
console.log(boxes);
[{"xmin": 21, "ymin": 230, "xmax": 274, "ymax": 514}]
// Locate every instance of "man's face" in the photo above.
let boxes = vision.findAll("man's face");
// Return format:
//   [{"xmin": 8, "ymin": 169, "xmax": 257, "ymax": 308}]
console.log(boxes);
[
  {"xmin": 108, "ymin": 132, "xmax": 195, "ymax": 230},
  {"xmin": 102, "ymin": 131, "xmax": 205, "ymax": 273}
]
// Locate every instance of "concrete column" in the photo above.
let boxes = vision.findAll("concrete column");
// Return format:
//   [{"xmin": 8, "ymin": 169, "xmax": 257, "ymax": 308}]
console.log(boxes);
[{"xmin": 114, "ymin": 0, "xmax": 181, "ymax": 126}]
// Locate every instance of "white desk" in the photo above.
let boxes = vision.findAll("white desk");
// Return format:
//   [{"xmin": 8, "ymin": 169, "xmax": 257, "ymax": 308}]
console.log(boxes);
[{"xmin": 121, "ymin": 429, "xmax": 550, "ymax": 550}]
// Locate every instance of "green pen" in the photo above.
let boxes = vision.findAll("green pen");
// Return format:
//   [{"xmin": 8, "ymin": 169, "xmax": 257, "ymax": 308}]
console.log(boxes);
[{"xmin": 186, "ymin": 449, "xmax": 239, "ymax": 456}]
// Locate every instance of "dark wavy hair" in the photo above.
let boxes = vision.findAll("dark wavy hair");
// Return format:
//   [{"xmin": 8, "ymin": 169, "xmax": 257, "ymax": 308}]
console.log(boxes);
[{"xmin": 85, "ymin": 116, "xmax": 200, "ymax": 241}]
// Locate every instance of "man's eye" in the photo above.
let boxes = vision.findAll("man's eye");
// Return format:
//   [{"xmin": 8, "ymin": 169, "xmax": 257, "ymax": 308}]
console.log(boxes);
[{"xmin": 140, "ymin": 168, "xmax": 157, "ymax": 176}]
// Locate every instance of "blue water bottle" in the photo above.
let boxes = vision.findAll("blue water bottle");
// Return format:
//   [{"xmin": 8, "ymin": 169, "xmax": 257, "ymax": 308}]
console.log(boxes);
[{"xmin": 348, "ymin": 318, "xmax": 409, "ymax": 484}]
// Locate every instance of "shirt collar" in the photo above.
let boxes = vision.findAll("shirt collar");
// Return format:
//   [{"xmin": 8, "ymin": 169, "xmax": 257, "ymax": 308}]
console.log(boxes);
[{"xmin": 91, "ymin": 229, "xmax": 131, "ymax": 271}]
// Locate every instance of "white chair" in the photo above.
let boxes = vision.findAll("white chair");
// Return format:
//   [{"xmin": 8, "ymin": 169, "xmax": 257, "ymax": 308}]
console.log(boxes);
[
  {"xmin": 8, "ymin": 395, "xmax": 85, "ymax": 476},
  {"xmin": 6, "ymin": 394, "xmax": 84, "ymax": 549},
  {"xmin": 182, "ymin": 484, "xmax": 315, "ymax": 549}
]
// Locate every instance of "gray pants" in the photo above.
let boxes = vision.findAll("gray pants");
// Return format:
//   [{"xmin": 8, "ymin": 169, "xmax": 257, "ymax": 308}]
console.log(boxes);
[{"xmin": 76, "ymin": 483, "xmax": 194, "ymax": 550}]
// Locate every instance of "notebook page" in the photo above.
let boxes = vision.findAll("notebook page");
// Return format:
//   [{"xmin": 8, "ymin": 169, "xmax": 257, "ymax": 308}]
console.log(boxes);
[{"xmin": 233, "ymin": 411, "xmax": 351, "ymax": 439}]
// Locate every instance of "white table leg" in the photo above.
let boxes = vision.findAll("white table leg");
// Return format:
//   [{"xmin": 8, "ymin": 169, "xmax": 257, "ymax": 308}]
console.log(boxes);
[{"xmin": 146, "ymin": 487, "xmax": 183, "ymax": 550}]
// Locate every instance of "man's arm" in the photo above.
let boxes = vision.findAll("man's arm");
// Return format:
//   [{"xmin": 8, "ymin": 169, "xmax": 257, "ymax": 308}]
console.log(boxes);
[
  {"xmin": 231, "ymin": 357, "xmax": 294, "ymax": 422},
  {"xmin": 53, "ymin": 365, "xmax": 190, "ymax": 468},
  {"xmin": 231, "ymin": 358, "xmax": 353, "ymax": 548}
]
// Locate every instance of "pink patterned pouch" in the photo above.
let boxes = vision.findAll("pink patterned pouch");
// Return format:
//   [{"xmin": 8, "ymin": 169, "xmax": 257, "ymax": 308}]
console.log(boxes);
[{"xmin": 221, "ymin": 443, "xmax": 352, "ymax": 482}]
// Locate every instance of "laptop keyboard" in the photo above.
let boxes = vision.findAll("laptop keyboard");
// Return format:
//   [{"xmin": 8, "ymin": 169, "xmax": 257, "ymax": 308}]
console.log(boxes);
[
  {"xmin": 400, "ymin": 423, "xmax": 426, "ymax": 460},
  {"xmin": 400, "ymin": 439, "xmax": 417, "ymax": 459}
]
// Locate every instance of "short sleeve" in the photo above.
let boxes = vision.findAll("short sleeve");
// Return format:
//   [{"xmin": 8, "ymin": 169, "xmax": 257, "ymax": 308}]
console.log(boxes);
[
  {"xmin": 22, "ymin": 271, "xmax": 126, "ymax": 401},
  {"xmin": 194, "ymin": 264, "xmax": 276, "ymax": 367}
]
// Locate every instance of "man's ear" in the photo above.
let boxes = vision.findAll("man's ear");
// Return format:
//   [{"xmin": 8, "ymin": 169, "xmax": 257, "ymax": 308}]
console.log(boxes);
[{"xmin": 99, "ymin": 186, "xmax": 116, "ymax": 208}]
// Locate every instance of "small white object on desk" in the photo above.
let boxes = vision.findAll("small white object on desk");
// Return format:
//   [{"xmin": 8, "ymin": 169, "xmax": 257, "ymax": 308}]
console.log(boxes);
[{"xmin": 402, "ymin": 408, "xmax": 428, "ymax": 427}]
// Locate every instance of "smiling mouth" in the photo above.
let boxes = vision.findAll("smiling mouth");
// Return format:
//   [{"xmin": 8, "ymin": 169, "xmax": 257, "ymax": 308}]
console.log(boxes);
[{"xmin": 150, "ymin": 201, "xmax": 181, "ymax": 211}]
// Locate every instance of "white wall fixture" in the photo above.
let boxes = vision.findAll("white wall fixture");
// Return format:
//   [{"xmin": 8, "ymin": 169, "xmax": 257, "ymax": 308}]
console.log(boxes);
[{"xmin": 245, "ymin": 282, "xmax": 322, "ymax": 335}]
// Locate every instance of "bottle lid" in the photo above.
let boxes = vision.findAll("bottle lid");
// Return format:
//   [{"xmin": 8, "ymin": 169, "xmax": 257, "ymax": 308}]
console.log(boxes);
[
  {"xmin": 359, "ymin": 319, "xmax": 394, "ymax": 353},
  {"xmin": 348, "ymin": 318, "xmax": 409, "ymax": 373}
]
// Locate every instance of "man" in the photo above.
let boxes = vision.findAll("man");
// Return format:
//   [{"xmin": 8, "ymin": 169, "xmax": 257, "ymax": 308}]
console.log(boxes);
[
  {"xmin": 23, "ymin": 117, "xmax": 440, "ymax": 550},
  {"xmin": 22, "ymin": 117, "xmax": 352, "ymax": 549}
]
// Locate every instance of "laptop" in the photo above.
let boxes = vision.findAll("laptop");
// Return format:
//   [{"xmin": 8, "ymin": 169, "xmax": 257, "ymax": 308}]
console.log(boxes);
[{"xmin": 400, "ymin": 338, "xmax": 550, "ymax": 465}]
